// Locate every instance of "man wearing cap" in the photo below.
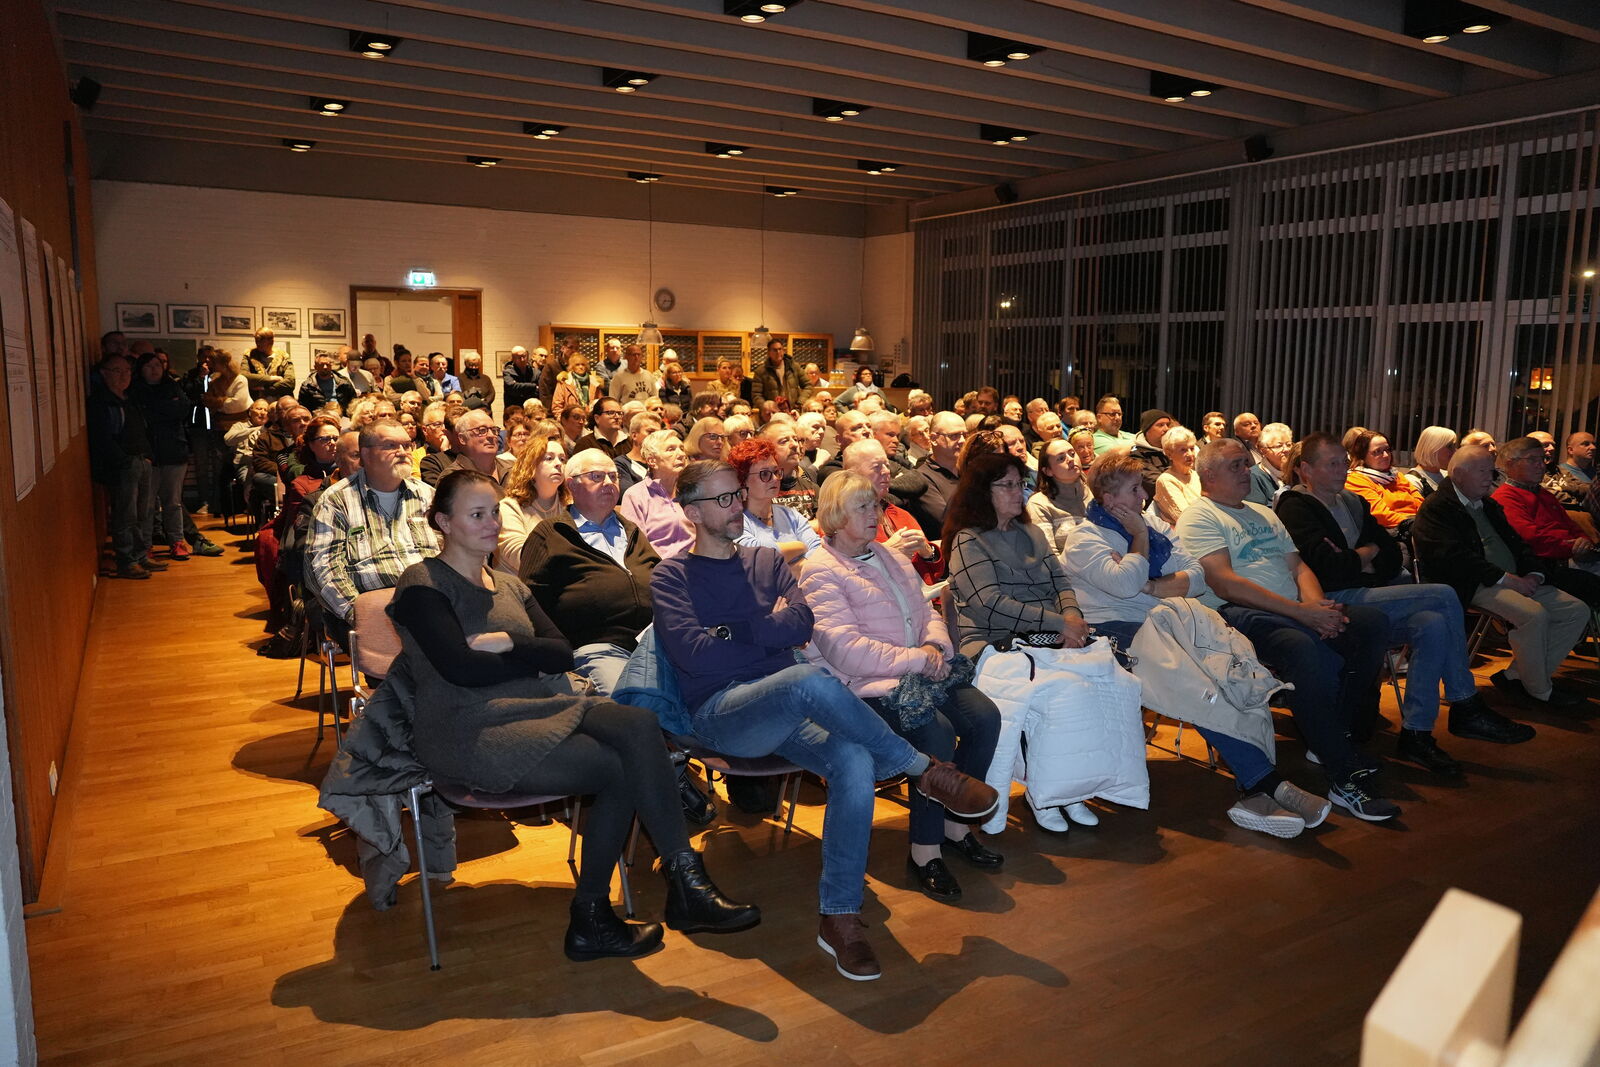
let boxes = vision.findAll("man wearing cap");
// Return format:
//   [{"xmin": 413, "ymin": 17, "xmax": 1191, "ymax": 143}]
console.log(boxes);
[{"xmin": 1131, "ymin": 409, "xmax": 1173, "ymax": 497}]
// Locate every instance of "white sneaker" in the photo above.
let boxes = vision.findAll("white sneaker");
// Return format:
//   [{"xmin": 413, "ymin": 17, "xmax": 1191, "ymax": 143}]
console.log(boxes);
[
  {"xmin": 1064, "ymin": 802, "xmax": 1100, "ymax": 826},
  {"xmin": 1272, "ymin": 781, "xmax": 1332, "ymax": 828},
  {"xmin": 1028, "ymin": 795, "xmax": 1071, "ymax": 833},
  {"xmin": 1226, "ymin": 794, "xmax": 1305, "ymax": 839}
]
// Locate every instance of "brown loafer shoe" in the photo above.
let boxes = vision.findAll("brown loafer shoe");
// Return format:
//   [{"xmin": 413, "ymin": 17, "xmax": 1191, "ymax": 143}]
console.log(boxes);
[
  {"xmin": 914, "ymin": 759, "xmax": 999, "ymax": 820},
  {"xmin": 817, "ymin": 913, "xmax": 880, "ymax": 981}
]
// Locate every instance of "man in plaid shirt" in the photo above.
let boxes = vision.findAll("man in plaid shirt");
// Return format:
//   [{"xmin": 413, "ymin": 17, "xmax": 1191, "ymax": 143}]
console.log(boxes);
[{"xmin": 307, "ymin": 418, "xmax": 439, "ymax": 630}]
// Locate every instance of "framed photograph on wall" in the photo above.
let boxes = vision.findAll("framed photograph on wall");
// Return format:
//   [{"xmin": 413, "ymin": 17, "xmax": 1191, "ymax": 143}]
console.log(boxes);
[
  {"xmin": 115, "ymin": 302, "xmax": 160, "ymax": 332},
  {"xmin": 309, "ymin": 341, "xmax": 344, "ymax": 362},
  {"xmin": 308, "ymin": 307, "xmax": 347, "ymax": 337},
  {"xmin": 214, "ymin": 305, "xmax": 255, "ymax": 335},
  {"xmin": 166, "ymin": 303, "xmax": 209, "ymax": 333},
  {"xmin": 262, "ymin": 306, "xmax": 301, "ymax": 335}
]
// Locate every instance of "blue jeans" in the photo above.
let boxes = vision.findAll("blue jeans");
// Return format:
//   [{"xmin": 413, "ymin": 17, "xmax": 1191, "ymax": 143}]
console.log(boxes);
[
  {"xmin": 865, "ymin": 685, "xmax": 1001, "ymax": 846},
  {"xmin": 1093, "ymin": 618, "xmax": 1275, "ymax": 791},
  {"xmin": 1218, "ymin": 604, "xmax": 1391, "ymax": 781},
  {"xmin": 692, "ymin": 664, "xmax": 920, "ymax": 915},
  {"xmin": 1330, "ymin": 582, "xmax": 1475, "ymax": 730},
  {"xmin": 573, "ymin": 643, "xmax": 631, "ymax": 698}
]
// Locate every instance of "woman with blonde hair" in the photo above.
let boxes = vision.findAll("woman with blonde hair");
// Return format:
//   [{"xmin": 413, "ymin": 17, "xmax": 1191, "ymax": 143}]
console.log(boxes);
[
  {"xmin": 522, "ymin": 397, "xmax": 548, "ymax": 422},
  {"xmin": 683, "ymin": 416, "xmax": 728, "ymax": 461},
  {"xmin": 552, "ymin": 353, "xmax": 603, "ymax": 414},
  {"xmin": 1405, "ymin": 425, "xmax": 1458, "ymax": 499},
  {"xmin": 494, "ymin": 431, "xmax": 567, "ymax": 574},
  {"xmin": 801, "ymin": 472, "xmax": 1002, "ymax": 902}
]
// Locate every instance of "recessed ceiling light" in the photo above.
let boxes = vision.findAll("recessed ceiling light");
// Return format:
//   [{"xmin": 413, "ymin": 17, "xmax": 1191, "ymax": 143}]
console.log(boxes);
[
  {"xmin": 812, "ymin": 98, "xmax": 869, "ymax": 122},
  {"xmin": 629, "ymin": 171, "xmax": 662, "ymax": 183},
  {"xmin": 1462, "ymin": 22, "xmax": 1491, "ymax": 32},
  {"xmin": 766, "ymin": 186, "xmax": 799, "ymax": 197},
  {"xmin": 604, "ymin": 68, "xmax": 655, "ymax": 92},
  {"xmin": 968, "ymin": 32, "xmax": 1043, "ymax": 67},
  {"xmin": 1423, "ymin": 32, "xmax": 1449, "ymax": 42},
  {"xmin": 467, "ymin": 156, "xmax": 500, "ymax": 167},
  {"xmin": 523, "ymin": 122, "xmax": 565, "ymax": 139},
  {"xmin": 348, "ymin": 31, "xmax": 400, "ymax": 58},
  {"xmin": 727, "ymin": 0, "xmax": 799, "ymax": 17},
  {"xmin": 980, "ymin": 124, "xmax": 1032, "ymax": 145},
  {"xmin": 1190, "ymin": 88, "xmax": 1212, "ymax": 97},
  {"xmin": 1403, "ymin": 1, "xmax": 1503, "ymax": 43},
  {"xmin": 857, "ymin": 160, "xmax": 899, "ymax": 175},
  {"xmin": 1149, "ymin": 71, "xmax": 1219, "ymax": 102},
  {"xmin": 706, "ymin": 142, "xmax": 748, "ymax": 158},
  {"xmin": 282, "ymin": 138, "xmax": 315, "ymax": 152},
  {"xmin": 310, "ymin": 97, "xmax": 347, "ymax": 114}
]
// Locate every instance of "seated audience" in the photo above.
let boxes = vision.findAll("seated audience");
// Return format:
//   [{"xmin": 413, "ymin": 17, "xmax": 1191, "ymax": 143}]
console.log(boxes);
[
  {"xmin": 615, "ymin": 411, "xmax": 660, "ymax": 490},
  {"xmin": 250, "ymin": 404, "xmax": 312, "ymax": 500},
  {"xmin": 306, "ymin": 418, "xmax": 439, "ymax": 632},
  {"xmin": 723, "ymin": 414, "xmax": 757, "ymax": 449},
  {"xmin": 1245, "ymin": 423, "xmax": 1293, "ymax": 506},
  {"xmin": 836, "ymin": 366, "xmax": 885, "ymax": 410},
  {"xmin": 1405, "ymin": 426, "xmax": 1457, "ymax": 499},
  {"xmin": 1412, "ymin": 443, "xmax": 1590, "ymax": 710},
  {"xmin": 555, "ymin": 403, "xmax": 586, "ymax": 454},
  {"xmin": 1545, "ymin": 430, "xmax": 1596, "ymax": 506},
  {"xmin": 297, "ymin": 351, "xmax": 356, "ymax": 414},
  {"xmin": 1091, "ymin": 395, "xmax": 1135, "ymax": 455},
  {"xmin": 574, "ymin": 396, "xmax": 629, "ymax": 458},
  {"xmin": 1492, "ymin": 437, "xmax": 1600, "ymax": 594},
  {"xmin": 424, "ymin": 408, "xmax": 512, "ymax": 488},
  {"xmin": 1277, "ymin": 433, "xmax": 1532, "ymax": 760},
  {"xmin": 684, "ymin": 416, "xmax": 728, "ymax": 461},
  {"xmin": 1177, "ymin": 439, "xmax": 1399, "ymax": 822},
  {"xmin": 1153, "ymin": 425, "xmax": 1202, "ymax": 524},
  {"xmin": 390, "ymin": 469, "xmax": 756, "ymax": 962},
  {"xmin": 817, "ymin": 410, "xmax": 872, "ymax": 482},
  {"xmin": 1067, "ymin": 425, "xmax": 1098, "ymax": 470},
  {"xmin": 651, "ymin": 459, "xmax": 998, "ymax": 980},
  {"xmin": 1129, "ymin": 409, "xmax": 1173, "ymax": 494},
  {"xmin": 620, "ymin": 429, "xmax": 694, "ymax": 559},
  {"xmin": 383, "ymin": 348, "xmax": 432, "ymax": 406},
  {"xmin": 842, "ymin": 440, "xmax": 942, "ymax": 582},
  {"xmin": 890, "ymin": 411, "xmax": 964, "ymax": 538},
  {"xmin": 1233, "ymin": 412, "xmax": 1264, "ymax": 465},
  {"xmin": 942, "ymin": 453, "xmax": 1106, "ymax": 831},
  {"xmin": 494, "ymin": 431, "xmax": 566, "ymax": 575},
  {"xmin": 1200, "ymin": 411, "xmax": 1228, "ymax": 444},
  {"xmin": 728, "ymin": 439, "xmax": 822, "ymax": 563},
  {"xmin": 1027, "ymin": 437, "xmax": 1087, "ymax": 553},
  {"xmin": 1345, "ymin": 429, "xmax": 1423, "ymax": 533},
  {"xmin": 1063, "ymin": 452, "xmax": 1332, "ymax": 837}
]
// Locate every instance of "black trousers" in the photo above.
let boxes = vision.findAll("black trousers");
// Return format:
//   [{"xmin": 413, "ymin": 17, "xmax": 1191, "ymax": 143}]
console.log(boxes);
[{"xmin": 509, "ymin": 702, "xmax": 689, "ymax": 899}]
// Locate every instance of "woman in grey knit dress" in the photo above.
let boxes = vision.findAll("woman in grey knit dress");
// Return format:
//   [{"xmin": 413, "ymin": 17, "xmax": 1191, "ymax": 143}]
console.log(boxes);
[{"xmin": 389, "ymin": 469, "xmax": 758, "ymax": 961}]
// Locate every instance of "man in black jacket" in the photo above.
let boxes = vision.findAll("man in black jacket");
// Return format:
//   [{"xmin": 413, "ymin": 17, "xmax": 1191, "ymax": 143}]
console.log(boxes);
[
  {"xmin": 501, "ymin": 346, "xmax": 539, "ymax": 416},
  {"xmin": 1413, "ymin": 444, "xmax": 1590, "ymax": 710},
  {"xmin": 89, "ymin": 355, "xmax": 163, "ymax": 579},
  {"xmin": 889, "ymin": 410, "xmax": 964, "ymax": 539},
  {"xmin": 519, "ymin": 448, "xmax": 715, "ymax": 823}
]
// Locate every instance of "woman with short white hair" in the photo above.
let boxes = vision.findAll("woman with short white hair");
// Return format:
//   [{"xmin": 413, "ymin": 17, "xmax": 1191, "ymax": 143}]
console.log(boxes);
[
  {"xmin": 619, "ymin": 429, "xmax": 693, "ymax": 558},
  {"xmin": 1153, "ymin": 425, "xmax": 1202, "ymax": 524}
]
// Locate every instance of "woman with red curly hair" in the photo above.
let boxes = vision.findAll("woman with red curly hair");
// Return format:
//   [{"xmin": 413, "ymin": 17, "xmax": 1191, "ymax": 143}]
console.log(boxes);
[{"xmin": 728, "ymin": 437, "xmax": 822, "ymax": 563}]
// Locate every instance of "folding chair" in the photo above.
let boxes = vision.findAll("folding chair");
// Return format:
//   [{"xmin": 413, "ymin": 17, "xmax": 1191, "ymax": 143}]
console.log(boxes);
[
  {"xmin": 405, "ymin": 780, "xmax": 635, "ymax": 971},
  {"xmin": 668, "ymin": 736, "xmax": 807, "ymax": 841}
]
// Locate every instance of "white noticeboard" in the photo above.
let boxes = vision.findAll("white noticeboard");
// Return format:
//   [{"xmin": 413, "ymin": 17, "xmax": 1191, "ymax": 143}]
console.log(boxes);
[
  {"xmin": 21, "ymin": 221, "xmax": 54, "ymax": 479},
  {"xmin": 0, "ymin": 200, "xmax": 37, "ymax": 500},
  {"xmin": 50, "ymin": 255, "xmax": 72, "ymax": 454}
]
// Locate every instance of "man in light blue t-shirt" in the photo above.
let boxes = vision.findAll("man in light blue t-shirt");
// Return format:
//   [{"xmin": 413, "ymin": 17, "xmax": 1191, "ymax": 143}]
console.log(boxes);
[{"xmin": 1177, "ymin": 439, "xmax": 1399, "ymax": 823}]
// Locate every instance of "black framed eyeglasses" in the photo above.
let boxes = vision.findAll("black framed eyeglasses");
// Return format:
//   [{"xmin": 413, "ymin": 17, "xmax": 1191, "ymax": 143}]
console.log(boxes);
[{"xmin": 683, "ymin": 487, "xmax": 748, "ymax": 509}]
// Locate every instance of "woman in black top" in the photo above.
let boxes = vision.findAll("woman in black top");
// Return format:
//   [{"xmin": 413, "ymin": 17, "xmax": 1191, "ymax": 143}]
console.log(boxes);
[{"xmin": 388, "ymin": 470, "xmax": 758, "ymax": 961}]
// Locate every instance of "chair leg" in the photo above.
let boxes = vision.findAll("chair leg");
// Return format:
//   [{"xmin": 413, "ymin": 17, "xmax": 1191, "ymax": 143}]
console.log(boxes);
[
  {"xmin": 323, "ymin": 641, "xmax": 342, "ymax": 747},
  {"xmin": 566, "ymin": 800, "xmax": 581, "ymax": 867},
  {"xmin": 617, "ymin": 817, "xmax": 638, "ymax": 919},
  {"xmin": 408, "ymin": 783, "xmax": 442, "ymax": 971},
  {"xmin": 294, "ymin": 624, "xmax": 311, "ymax": 700},
  {"xmin": 781, "ymin": 772, "xmax": 801, "ymax": 840},
  {"xmin": 1385, "ymin": 649, "xmax": 1406, "ymax": 713}
]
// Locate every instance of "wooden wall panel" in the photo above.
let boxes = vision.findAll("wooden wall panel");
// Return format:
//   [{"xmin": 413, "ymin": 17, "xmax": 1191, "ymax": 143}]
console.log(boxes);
[{"xmin": 0, "ymin": 0, "xmax": 102, "ymax": 899}]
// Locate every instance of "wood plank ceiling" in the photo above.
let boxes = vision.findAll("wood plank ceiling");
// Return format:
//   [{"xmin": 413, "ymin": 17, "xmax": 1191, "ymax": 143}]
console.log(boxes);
[{"xmin": 55, "ymin": 0, "xmax": 1600, "ymax": 208}]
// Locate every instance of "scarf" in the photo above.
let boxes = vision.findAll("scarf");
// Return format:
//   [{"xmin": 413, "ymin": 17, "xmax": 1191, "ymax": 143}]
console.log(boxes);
[
  {"xmin": 1356, "ymin": 465, "xmax": 1396, "ymax": 487},
  {"xmin": 1086, "ymin": 500, "xmax": 1172, "ymax": 581}
]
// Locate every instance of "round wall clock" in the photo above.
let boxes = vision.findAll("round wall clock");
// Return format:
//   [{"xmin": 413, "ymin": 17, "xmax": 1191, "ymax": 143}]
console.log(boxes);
[{"xmin": 654, "ymin": 287, "xmax": 676, "ymax": 313}]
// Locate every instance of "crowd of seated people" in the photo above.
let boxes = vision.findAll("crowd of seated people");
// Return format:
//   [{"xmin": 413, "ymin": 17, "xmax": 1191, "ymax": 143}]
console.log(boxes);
[{"xmin": 93, "ymin": 326, "xmax": 1600, "ymax": 982}]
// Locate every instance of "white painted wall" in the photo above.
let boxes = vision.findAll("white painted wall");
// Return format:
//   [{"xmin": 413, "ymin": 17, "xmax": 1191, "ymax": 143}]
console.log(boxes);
[
  {"xmin": 864, "ymin": 231, "xmax": 915, "ymax": 381},
  {"xmin": 355, "ymin": 291, "xmax": 456, "ymax": 365},
  {"xmin": 0, "ymin": 661, "xmax": 37, "ymax": 1066},
  {"xmin": 91, "ymin": 181, "xmax": 885, "ymax": 382}
]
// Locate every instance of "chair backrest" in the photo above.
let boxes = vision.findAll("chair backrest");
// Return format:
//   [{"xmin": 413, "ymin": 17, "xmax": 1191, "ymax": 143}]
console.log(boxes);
[{"xmin": 351, "ymin": 587, "xmax": 400, "ymax": 678}]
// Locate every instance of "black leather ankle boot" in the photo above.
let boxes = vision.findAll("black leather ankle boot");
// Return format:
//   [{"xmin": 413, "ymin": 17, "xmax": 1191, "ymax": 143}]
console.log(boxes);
[
  {"xmin": 563, "ymin": 898, "xmax": 664, "ymax": 962},
  {"xmin": 662, "ymin": 850, "xmax": 760, "ymax": 934}
]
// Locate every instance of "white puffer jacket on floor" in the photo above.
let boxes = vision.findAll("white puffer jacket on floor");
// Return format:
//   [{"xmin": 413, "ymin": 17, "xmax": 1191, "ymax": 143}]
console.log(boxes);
[{"xmin": 973, "ymin": 637, "xmax": 1148, "ymax": 835}]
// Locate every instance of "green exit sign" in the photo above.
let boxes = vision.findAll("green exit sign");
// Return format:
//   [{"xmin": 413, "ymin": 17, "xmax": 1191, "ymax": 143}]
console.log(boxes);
[{"xmin": 408, "ymin": 269, "xmax": 437, "ymax": 287}]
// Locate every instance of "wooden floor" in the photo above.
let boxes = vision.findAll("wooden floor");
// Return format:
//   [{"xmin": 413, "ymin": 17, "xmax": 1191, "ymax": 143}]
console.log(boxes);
[{"xmin": 25, "ymin": 519, "xmax": 1600, "ymax": 1065}]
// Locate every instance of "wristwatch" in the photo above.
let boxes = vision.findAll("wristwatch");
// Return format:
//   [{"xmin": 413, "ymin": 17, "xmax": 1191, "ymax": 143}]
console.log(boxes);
[{"xmin": 707, "ymin": 625, "xmax": 733, "ymax": 641}]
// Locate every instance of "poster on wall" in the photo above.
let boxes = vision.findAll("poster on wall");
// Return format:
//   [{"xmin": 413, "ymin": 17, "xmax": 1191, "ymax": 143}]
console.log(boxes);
[
  {"xmin": 48, "ymin": 254, "xmax": 71, "ymax": 457},
  {"xmin": 68, "ymin": 268, "xmax": 86, "ymax": 435},
  {"xmin": 20, "ymin": 221, "xmax": 54, "ymax": 483},
  {"xmin": 36, "ymin": 239, "xmax": 62, "ymax": 471},
  {"xmin": 0, "ymin": 201, "xmax": 38, "ymax": 500},
  {"xmin": 62, "ymin": 265, "xmax": 83, "ymax": 437}
]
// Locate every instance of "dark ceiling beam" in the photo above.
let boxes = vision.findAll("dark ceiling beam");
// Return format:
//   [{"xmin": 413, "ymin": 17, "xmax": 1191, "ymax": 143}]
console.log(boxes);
[{"xmin": 1473, "ymin": 0, "xmax": 1600, "ymax": 46}]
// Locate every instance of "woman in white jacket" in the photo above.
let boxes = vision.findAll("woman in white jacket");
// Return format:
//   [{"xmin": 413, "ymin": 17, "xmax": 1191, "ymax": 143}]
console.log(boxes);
[{"xmin": 1061, "ymin": 451, "xmax": 1332, "ymax": 839}]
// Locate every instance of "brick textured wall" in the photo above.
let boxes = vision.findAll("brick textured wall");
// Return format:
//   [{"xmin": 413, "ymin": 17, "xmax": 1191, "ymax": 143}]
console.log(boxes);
[{"xmin": 93, "ymin": 181, "xmax": 882, "ymax": 380}]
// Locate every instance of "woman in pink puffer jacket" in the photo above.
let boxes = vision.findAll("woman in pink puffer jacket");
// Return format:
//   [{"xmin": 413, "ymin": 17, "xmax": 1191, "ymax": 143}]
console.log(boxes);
[{"xmin": 799, "ymin": 472, "xmax": 1004, "ymax": 907}]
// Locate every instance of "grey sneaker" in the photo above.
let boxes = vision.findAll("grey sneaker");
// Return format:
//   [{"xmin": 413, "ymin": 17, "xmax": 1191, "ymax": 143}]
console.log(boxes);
[
  {"xmin": 1329, "ymin": 779, "xmax": 1401, "ymax": 822},
  {"xmin": 1226, "ymin": 793, "xmax": 1305, "ymax": 839},
  {"xmin": 1273, "ymin": 780, "xmax": 1332, "ymax": 828}
]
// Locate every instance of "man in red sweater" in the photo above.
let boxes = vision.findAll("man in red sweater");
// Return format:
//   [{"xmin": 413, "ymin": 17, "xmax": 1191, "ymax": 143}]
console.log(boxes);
[{"xmin": 1493, "ymin": 437, "xmax": 1600, "ymax": 610}]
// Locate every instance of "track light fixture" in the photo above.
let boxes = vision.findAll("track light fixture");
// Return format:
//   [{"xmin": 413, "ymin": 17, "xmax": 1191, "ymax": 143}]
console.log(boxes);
[
  {"xmin": 980, "ymin": 124, "xmax": 1031, "ymax": 145},
  {"xmin": 1149, "ymin": 71, "xmax": 1219, "ymax": 103},
  {"xmin": 857, "ymin": 160, "xmax": 899, "ymax": 175},
  {"xmin": 310, "ymin": 97, "xmax": 348, "ymax": 116},
  {"xmin": 967, "ymin": 32, "xmax": 1042, "ymax": 67},
  {"xmin": 348, "ymin": 31, "xmax": 400, "ymax": 58},
  {"xmin": 603, "ymin": 68, "xmax": 656, "ymax": 92},
  {"xmin": 467, "ymin": 156, "xmax": 501, "ymax": 167},
  {"xmin": 282, "ymin": 138, "xmax": 316, "ymax": 152},
  {"xmin": 725, "ymin": 0, "xmax": 803, "ymax": 22},
  {"xmin": 812, "ymin": 98, "xmax": 867, "ymax": 122},
  {"xmin": 523, "ymin": 122, "xmax": 565, "ymax": 139},
  {"xmin": 706, "ymin": 142, "xmax": 748, "ymax": 158}
]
